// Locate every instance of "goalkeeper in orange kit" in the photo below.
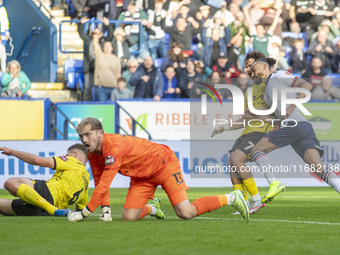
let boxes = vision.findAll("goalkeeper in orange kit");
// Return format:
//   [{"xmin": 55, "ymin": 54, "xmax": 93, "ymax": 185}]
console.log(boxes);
[{"xmin": 68, "ymin": 117, "xmax": 250, "ymax": 222}]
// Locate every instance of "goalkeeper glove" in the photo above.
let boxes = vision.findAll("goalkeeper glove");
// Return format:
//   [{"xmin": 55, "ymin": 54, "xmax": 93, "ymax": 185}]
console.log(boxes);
[
  {"xmin": 68, "ymin": 206, "xmax": 92, "ymax": 222},
  {"xmin": 99, "ymin": 206, "xmax": 112, "ymax": 222},
  {"xmin": 211, "ymin": 124, "xmax": 230, "ymax": 137}
]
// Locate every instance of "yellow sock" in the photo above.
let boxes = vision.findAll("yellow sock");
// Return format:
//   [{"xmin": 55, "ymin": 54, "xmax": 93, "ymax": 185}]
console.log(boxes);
[
  {"xmin": 233, "ymin": 184, "xmax": 248, "ymax": 200},
  {"xmin": 17, "ymin": 184, "xmax": 57, "ymax": 216},
  {"xmin": 243, "ymin": 177, "xmax": 259, "ymax": 197}
]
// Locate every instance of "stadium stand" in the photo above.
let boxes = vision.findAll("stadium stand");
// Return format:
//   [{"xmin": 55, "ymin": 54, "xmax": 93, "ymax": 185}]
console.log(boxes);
[{"xmin": 1, "ymin": 0, "xmax": 340, "ymax": 103}]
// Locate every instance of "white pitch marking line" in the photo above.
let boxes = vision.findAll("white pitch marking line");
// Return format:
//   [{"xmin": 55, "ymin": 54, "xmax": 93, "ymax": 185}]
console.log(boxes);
[{"xmin": 93, "ymin": 214, "xmax": 340, "ymax": 226}]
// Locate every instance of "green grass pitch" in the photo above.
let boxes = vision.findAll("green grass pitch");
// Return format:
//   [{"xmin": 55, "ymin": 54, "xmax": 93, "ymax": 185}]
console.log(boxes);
[{"xmin": 0, "ymin": 187, "xmax": 339, "ymax": 255}]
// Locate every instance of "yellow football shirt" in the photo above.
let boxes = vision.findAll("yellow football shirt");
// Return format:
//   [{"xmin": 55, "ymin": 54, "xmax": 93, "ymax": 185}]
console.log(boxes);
[
  {"xmin": 240, "ymin": 83, "xmax": 276, "ymax": 136},
  {"xmin": 46, "ymin": 156, "xmax": 90, "ymax": 210}
]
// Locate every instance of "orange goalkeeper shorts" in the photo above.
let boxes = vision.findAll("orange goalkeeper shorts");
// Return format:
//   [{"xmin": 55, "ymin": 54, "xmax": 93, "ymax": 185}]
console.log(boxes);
[{"xmin": 124, "ymin": 151, "xmax": 188, "ymax": 209}]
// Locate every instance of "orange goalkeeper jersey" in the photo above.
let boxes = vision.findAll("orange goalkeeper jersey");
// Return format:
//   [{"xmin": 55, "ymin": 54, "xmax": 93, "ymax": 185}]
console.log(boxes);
[{"xmin": 87, "ymin": 134, "xmax": 172, "ymax": 211}]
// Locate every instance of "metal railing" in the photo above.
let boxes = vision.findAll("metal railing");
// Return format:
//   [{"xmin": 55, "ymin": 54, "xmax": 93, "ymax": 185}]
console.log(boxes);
[
  {"xmin": 116, "ymin": 102, "xmax": 152, "ymax": 140},
  {"xmin": 17, "ymin": 27, "xmax": 41, "ymax": 61},
  {"xmin": 49, "ymin": 104, "xmax": 77, "ymax": 140},
  {"xmin": 58, "ymin": 19, "xmax": 143, "ymax": 55},
  {"xmin": 32, "ymin": 0, "xmax": 54, "ymax": 20}
]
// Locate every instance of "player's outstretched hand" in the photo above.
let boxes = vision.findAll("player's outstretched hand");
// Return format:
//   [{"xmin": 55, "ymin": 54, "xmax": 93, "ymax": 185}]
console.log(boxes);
[
  {"xmin": 0, "ymin": 147, "xmax": 12, "ymax": 156},
  {"xmin": 68, "ymin": 206, "xmax": 92, "ymax": 222},
  {"xmin": 211, "ymin": 124, "xmax": 230, "ymax": 137},
  {"xmin": 99, "ymin": 206, "xmax": 112, "ymax": 221}
]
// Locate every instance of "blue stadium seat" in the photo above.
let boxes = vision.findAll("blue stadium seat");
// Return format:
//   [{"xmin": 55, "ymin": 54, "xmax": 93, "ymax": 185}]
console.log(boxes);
[
  {"xmin": 64, "ymin": 59, "xmax": 84, "ymax": 90},
  {"xmin": 281, "ymin": 32, "xmax": 300, "ymax": 39},
  {"xmin": 191, "ymin": 44, "xmax": 198, "ymax": 51},
  {"xmin": 163, "ymin": 32, "xmax": 171, "ymax": 52},
  {"xmin": 327, "ymin": 74, "xmax": 340, "ymax": 87},
  {"xmin": 154, "ymin": 58, "xmax": 163, "ymax": 69}
]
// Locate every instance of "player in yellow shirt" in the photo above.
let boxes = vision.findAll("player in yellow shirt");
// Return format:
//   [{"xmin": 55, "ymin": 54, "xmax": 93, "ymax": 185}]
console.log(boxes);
[
  {"xmin": 0, "ymin": 144, "xmax": 90, "ymax": 217},
  {"xmin": 212, "ymin": 52, "xmax": 284, "ymax": 214}
]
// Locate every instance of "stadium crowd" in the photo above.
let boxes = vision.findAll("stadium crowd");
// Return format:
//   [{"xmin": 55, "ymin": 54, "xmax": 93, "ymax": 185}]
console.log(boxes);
[{"xmin": 1, "ymin": 0, "xmax": 340, "ymax": 101}]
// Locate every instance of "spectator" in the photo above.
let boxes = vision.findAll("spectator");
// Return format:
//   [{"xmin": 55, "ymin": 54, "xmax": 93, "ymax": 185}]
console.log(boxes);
[
  {"xmin": 228, "ymin": 1, "xmax": 241, "ymax": 19},
  {"xmin": 202, "ymin": 27, "xmax": 227, "ymax": 68},
  {"xmin": 305, "ymin": 0, "xmax": 338, "ymax": 40},
  {"xmin": 78, "ymin": 17, "xmax": 113, "ymax": 101},
  {"xmin": 110, "ymin": 77, "xmax": 133, "ymax": 101},
  {"xmin": 160, "ymin": 42, "xmax": 188, "ymax": 73},
  {"xmin": 311, "ymin": 19, "xmax": 340, "ymax": 42},
  {"xmin": 331, "ymin": 39, "xmax": 340, "ymax": 73},
  {"xmin": 205, "ymin": 10, "xmax": 229, "ymax": 47},
  {"xmin": 268, "ymin": 35, "xmax": 289, "ymax": 71},
  {"xmin": 1, "ymin": 60, "xmax": 31, "ymax": 98},
  {"xmin": 209, "ymin": 71, "xmax": 232, "ymax": 100},
  {"xmin": 302, "ymin": 56, "xmax": 326, "ymax": 87},
  {"xmin": 118, "ymin": 0, "xmax": 150, "ymax": 60},
  {"xmin": 244, "ymin": 0, "xmax": 265, "ymax": 26},
  {"xmin": 130, "ymin": 56, "xmax": 164, "ymax": 101},
  {"xmin": 212, "ymin": 52, "xmax": 239, "ymax": 84},
  {"xmin": 162, "ymin": 66, "xmax": 180, "ymax": 98},
  {"xmin": 171, "ymin": 0, "xmax": 200, "ymax": 30},
  {"xmin": 195, "ymin": 5, "xmax": 214, "ymax": 46},
  {"xmin": 0, "ymin": 41, "xmax": 6, "ymax": 72},
  {"xmin": 112, "ymin": 27, "xmax": 130, "ymax": 70},
  {"xmin": 195, "ymin": 5, "xmax": 213, "ymax": 27},
  {"xmin": 289, "ymin": 38, "xmax": 308, "ymax": 74},
  {"xmin": 75, "ymin": 0, "xmax": 109, "ymax": 25},
  {"xmin": 221, "ymin": 1, "xmax": 236, "ymax": 25},
  {"xmin": 0, "ymin": 0, "xmax": 9, "ymax": 46},
  {"xmin": 228, "ymin": 11, "xmax": 249, "ymax": 69},
  {"xmin": 122, "ymin": 58, "xmax": 139, "ymax": 94},
  {"xmin": 311, "ymin": 76, "xmax": 340, "ymax": 100},
  {"xmin": 146, "ymin": 0, "xmax": 168, "ymax": 61},
  {"xmin": 307, "ymin": 29, "xmax": 336, "ymax": 72},
  {"xmin": 178, "ymin": 59, "xmax": 203, "ymax": 98},
  {"xmin": 234, "ymin": 71, "xmax": 251, "ymax": 94},
  {"xmin": 289, "ymin": 0, "xmax": 313, "ymax": 32},
  {"xmin": 162, "ymin": 17, "xmax": 201, "ymax": 52},
  {"xmin": 92, "ymin": 29, "xmax": 121, "ymax": 101},
  {"xmin": 244, "ymin": 3, "xmax": 282, "ymax": 57},
  {"xmin": 212, "ymin": 52, "xmax": 230, "ymax": 77},
  {"xmin": 107, "ymin": 0, "xmax": 130, "ymax": 20},
  {"xmin": 260, "ymin": 2, "xmax": 287, "ymax": 37},
  {"xmin": 194, "ymin": 59, "xmax": 212, "ymax": 79}
]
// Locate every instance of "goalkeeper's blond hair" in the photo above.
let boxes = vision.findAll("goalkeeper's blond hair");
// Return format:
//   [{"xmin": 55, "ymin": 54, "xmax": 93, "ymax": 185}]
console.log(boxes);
[{"xmin": 76, "ymin": 117, "xmax": 103, "ymax": 133}]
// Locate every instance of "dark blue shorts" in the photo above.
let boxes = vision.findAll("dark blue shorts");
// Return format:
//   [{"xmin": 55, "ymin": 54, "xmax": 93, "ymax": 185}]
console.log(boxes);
[{"xmin": 264, "ymin": 121, "xmax": 324, "ymax": 159}]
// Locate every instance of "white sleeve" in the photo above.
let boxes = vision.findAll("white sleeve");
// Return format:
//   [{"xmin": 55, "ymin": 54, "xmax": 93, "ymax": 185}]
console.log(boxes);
[
  {"xmin": 249, "ymin": 25, "xmax": 257, "ymax": 36},
  {"xmin": 148, "ymin": 10, "xmax": 155, "ymax": 23},
  {"xmin": 273, "ymin": 71, "xmax": 298, "ymax": 88}
]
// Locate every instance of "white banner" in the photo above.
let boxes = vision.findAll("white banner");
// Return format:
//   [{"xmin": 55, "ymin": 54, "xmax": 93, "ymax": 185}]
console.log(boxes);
[
  {"xmin": 117, "ymin": 100, "xmax": 243, "ymax": 140},
  {"xmin": 1, "ymin": 140, "xmax": 339, "ymax": 189}
]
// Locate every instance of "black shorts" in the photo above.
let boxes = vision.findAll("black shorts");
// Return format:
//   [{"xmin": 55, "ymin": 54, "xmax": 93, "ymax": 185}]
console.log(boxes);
[
  {"xmin": 229, "ymin": 132, "xmax": 266, "ymax": 157},
  {"xmin": 11, "ymin": 180, "xmax": 54, "ymax": 216}
]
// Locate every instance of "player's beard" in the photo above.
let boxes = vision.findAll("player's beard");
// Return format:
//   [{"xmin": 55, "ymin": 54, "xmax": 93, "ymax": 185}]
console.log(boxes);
[
  {"xmin": 253, "ymin": 71, "xmax": 265, "ymax": 85},
  {"xmin": 254, "ymin": 77, "xmax": 263, "ymax": 84}
]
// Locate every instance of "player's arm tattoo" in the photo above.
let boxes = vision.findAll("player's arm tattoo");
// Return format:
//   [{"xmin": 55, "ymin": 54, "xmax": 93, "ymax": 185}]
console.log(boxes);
[{"xmin": 295, "ymin": 78, "xmax": 313, "ymax": 92}]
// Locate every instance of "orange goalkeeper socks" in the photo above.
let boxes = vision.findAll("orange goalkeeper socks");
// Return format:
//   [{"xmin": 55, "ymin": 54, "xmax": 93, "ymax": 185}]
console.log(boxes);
[
  {"xmin": 138, "ymin": 204, "xmax": 153, "ymax": 219},
  {"xmin": 192, "ymin": 195, "xmax": 228, "ymax": 216}
]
